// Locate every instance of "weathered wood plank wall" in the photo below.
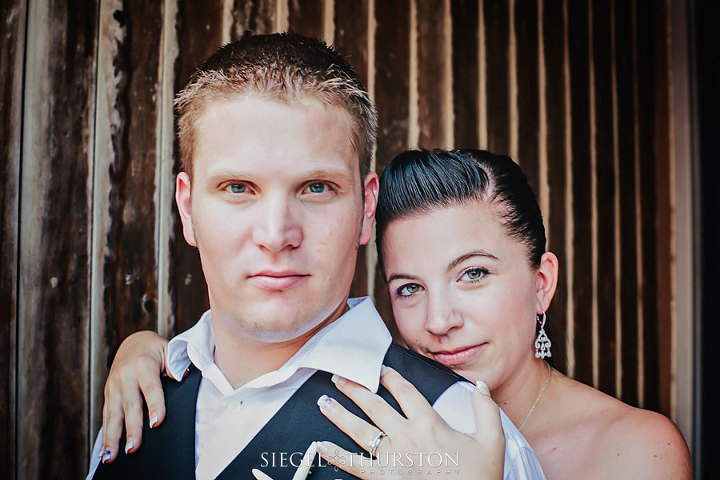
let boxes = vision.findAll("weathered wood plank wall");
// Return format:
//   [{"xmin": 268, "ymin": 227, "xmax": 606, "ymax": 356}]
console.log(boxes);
[
  {"xmin": 0, "ymin": 1, "xmax": 25, "ymax": 478},
  {"xmin": 0, "ymin": 0, "xmax": 686, "ymax": 477},
  {"xmin": 18, "ymin": 1, "xmax": 99, "ymax": 478}
]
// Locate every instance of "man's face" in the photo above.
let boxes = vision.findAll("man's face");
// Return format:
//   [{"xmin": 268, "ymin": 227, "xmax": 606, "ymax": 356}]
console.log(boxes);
[{"xmin": 176, "ymin": 95, "xmax": 378, "ymax": 343}]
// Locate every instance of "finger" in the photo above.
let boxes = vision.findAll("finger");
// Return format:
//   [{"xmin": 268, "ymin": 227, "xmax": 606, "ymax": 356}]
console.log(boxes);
[
  {"xmin": 120, "ymin": 383, "xmax": 145, "ymax": 454},
  {"xmin": 317, "ymin": 394, "xmax": 391, "ymax": 456},
  {"xmin": 331, "ymin": 374, "xmax": 405, "ymax": 433},
  {"xmin": 251, "ymin": 469, "xmax": 274, "ymax": 480},
  {"xmin": 101, "ymin": 383, "xmax": 124, "ymax": 462},
  {"xmin": 378, "ymin": 366, "xmax": 435, "ymax": 418},
  {"xmin": 316, "ymin": 441, "xmax": 379, "ymax": 479},
  {"xmin": 472, "ymin": 381, "xmax": 505, "ymax": 445},
  {"xmin": 137, "ymin": 368, "xmax": 166, "ymax": 429},
  {"xmin": 291, "ymin": 441, "xmax": 317, "ymax": 480}
]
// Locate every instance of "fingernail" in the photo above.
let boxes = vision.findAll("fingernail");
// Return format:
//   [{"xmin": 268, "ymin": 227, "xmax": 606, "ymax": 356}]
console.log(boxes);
[
  {"xmin": 476, "ymin": 380, "xmax": 490, "ymax": 396},
  {"xmin": 251, "ymin": 468, "xmax": 273, "ymax": 480},
  {"xmin": 380, "ymin": 365, "xmax": 389, "ymax": 376},
  {"xmin": 331, "ymin": 374, "xmax": 345, "ymax": 387},
  {"xmin": 102, "ymin": 449, "xmax": 112, "ymax": 463},
  {"xmin": 317, "ymin": 394, "xmax": 333, "ymax": 410},
  {"xmin": 149, "ymin": 413, "xmax": 158, "ymax": 428},
  {"xmin": 125, "ymin": 438, "xmax": 134, "ymax": 454},
  {"xmin": 316, "ymin": 442, "xmax": 328, "ymax": 454}
]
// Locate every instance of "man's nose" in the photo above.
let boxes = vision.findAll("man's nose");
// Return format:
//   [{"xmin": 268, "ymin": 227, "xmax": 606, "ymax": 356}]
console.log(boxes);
[
  {"xmin": 425, "ymin": 294, "xmax": 464, "ymax": 336},
  {"xmin": 251, "ymin": 195, "xmax": 302, "ymax": 252}
]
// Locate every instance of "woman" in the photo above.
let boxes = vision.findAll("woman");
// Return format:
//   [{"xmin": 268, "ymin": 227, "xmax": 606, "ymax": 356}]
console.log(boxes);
[{"xmin": 101, "ymin": 149, "xmax": 691, "ymax": 479}]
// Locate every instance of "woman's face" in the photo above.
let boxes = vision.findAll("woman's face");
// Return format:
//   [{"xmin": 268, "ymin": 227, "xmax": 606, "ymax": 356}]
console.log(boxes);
[{"xmin": 382, "ymin": 199, "xmax": 546, "ymax": 392}]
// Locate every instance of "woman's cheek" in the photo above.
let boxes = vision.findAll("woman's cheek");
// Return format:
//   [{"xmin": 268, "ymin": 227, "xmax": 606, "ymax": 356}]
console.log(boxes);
[{"xmin": 393, "ymin": 315, "xmax": 419, "ymax": 344}]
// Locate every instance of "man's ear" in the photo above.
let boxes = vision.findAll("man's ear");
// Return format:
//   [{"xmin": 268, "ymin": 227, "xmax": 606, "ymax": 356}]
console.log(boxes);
[
  {"xmin": 536, "ymin": 252, "xmax": 559, "ymax": 314},
  {"xmin": 176, "ymin": 172, "xmax": 197, "ymax": 247},
  {"xmin": 359, "ymin": 172, "xmax": 379, "ymax": 246}
]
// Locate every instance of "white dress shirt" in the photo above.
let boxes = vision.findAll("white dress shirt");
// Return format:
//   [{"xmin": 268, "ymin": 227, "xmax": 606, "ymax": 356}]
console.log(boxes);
[{"xmin": 88, "ymin": 297, "xmax": 544, "ymax": 479}]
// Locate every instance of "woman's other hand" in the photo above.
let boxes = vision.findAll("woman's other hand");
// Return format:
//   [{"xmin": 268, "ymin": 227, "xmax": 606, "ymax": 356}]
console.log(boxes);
[
  {"xmin": 100, "ymin": 330, "xmax": 170, "ymax": 462},
  {"xmin": 316, "ymin": 366, "xmax": 505, "ymax": 480}
]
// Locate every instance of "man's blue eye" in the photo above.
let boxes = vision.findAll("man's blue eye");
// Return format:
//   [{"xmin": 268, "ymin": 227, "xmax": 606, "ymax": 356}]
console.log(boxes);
[
  {"xmin": 229, "ymin": 183, "xmax": 246, "ymax": 194},
  {"xmin": 308, "ymin": 182, "xmax": 327, "ymax": 193}
]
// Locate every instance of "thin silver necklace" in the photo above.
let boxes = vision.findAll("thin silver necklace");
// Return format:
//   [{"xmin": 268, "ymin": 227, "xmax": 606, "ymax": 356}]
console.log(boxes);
[{"xmin": 518, "ymin": 362, "xmax": 552, "ymax": 432}]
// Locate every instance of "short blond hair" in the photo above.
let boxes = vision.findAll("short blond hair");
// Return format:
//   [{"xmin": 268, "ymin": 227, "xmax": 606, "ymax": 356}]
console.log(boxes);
[{"xmin": 175, "ymin": 33, "xmax": 377, "ymax": 180}]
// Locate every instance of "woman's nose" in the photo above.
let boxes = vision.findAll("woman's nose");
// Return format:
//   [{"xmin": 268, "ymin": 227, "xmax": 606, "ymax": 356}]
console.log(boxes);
[{"xmin": 425, "ymin": 296, "xmax": 464, "ymax": 336}]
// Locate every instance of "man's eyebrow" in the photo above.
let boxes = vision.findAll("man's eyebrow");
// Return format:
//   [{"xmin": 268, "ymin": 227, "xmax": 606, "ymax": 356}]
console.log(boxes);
[
  {"xmin": 204, "ymin": 169, "xmax": 252, "ymax": 182},
  {"xmin": 204, "ymin": 168, "xmax": 355, "ymax": 183},
  {"xmin": 446, "ymin": 250, "xmax": 499, "ymax": 272},
  {"xmin": 302, "ymin": 168, "xmax": 355, "ymax": 181}
]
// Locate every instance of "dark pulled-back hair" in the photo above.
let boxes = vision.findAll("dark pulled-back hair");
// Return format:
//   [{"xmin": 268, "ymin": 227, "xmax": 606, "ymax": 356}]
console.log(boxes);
[{"xmin": 376, "ymin": 149, "xmax": 546, "ymax": 277}]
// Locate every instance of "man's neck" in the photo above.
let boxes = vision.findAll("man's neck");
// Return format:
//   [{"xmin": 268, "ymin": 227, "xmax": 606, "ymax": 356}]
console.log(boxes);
[{"xmin": 211, "ymin": 302, "xmax": 350, "ymax": 389}]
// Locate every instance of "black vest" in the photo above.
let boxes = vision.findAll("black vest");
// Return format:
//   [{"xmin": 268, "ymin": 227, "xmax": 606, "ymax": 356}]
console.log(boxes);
[{"xmin": 93, "ymin": 344, "xmax": 465, "ymax": 480}]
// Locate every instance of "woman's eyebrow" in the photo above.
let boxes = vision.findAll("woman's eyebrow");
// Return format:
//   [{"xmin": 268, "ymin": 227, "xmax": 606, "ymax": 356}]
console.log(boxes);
[
  {"xmin": 446, "ymin": 250, "xmax": 499, "ymax": 272},
  {"xmin": 386, "ymin": 272, "xmax": 421, "ymax": 284}
]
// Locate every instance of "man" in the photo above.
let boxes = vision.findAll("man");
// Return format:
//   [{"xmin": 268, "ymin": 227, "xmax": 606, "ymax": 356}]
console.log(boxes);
[{"xmin": 88, "ymin": 33, "xmax": 542, "ymax": 479}]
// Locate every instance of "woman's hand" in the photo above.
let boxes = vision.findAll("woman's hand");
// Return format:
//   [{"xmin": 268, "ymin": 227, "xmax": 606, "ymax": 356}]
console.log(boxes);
[
  {"xmin": 100, "ymin": 330, "xmax": 170, "ymax": 462},
  {"xmin": 316, "ymin": 366, "xmax": 505, "ymax": 480}
]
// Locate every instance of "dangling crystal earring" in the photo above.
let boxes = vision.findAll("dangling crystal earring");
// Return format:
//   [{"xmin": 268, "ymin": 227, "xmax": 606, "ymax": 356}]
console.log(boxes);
[{"xmin": 535, "ymin": 312, "xmax": 552, "ymax": 358}]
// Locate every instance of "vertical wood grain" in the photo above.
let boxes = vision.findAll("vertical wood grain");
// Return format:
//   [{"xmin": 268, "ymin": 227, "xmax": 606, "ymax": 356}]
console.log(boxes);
[
  {"xmin": 483, "ymin": 0, "xmax": 510, "ymax": 155},
  {"xmin": 636, "ymin": 0, "xmax": 660, "ymax": 413},
  {"xmin": 232, "ymin": 0, "xmax": 277, "ymax": 39},
  {"xmin": 542, "ymin": 0, "xmax": 569, "ymax": 374},
  {"xmin": 172, "ymin": 1, "xmax": 224, "ymax": 334},
  {"xmin": 90, "ymin": 0, "xmax": 165, "ymax": 443},
  {"xmin": 0, "ymin": 1, "xmax": 25, "ymax": 477},
  {"xmin": 335, "ymin": 0, "xmax": 369, "ymax": 85},
  {"xmin": 567, "ymin": 0, "xmax": 593, "ymax": 386},
  {"xmin": 614, "ymin": 0, "xmax": 639, "ymax": 406},
  {"xmin": 650, "ymin": 0, "xmax": 672, "ymax": 418},
  {"xmin": 335, "ymin": 0, "xmax": 371, "ymax": 299},
  {"xmin": 19, "ymin": 1, "xmax": 99, "ymax": 477},
  {"xmin": 591, "ymin": 0, "xmax": 617, "ymax": 396},
  {"xmin": 450, "ymin": 0, "xmax": 479, "ymax": 149},
  {"xmin": 514, "ymin": 0, "xmax": 540, "ymax": 197},
  {"xmin": 417, "ymin": 0, "xmax": 449, "ymax": 148},
  {"xmin": 288, "ymin": 0, "xmax": 323, "ymax": 38},
  {"xmin": 373, "ymin": 0, "xmax": 411, "ymax": 335}
]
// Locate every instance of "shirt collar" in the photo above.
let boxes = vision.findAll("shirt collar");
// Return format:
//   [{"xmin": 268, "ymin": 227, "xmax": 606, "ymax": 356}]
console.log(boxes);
[
  {"xmin": 166, "ymin": 309, "xmax": 215, "ymax": 380},
  {"xmin": 293, "ymin": 297, "xmax": 392, "ymax": 392},
  {"xmin": 166, "ymin": 297, "xmax": 392, "ymax": 393}
]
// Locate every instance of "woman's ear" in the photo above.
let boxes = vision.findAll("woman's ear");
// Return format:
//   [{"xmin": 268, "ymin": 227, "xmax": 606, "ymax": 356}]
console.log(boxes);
[{"xmin": 536, "ymin": 252, "xmax": 559, "ymax": 314}]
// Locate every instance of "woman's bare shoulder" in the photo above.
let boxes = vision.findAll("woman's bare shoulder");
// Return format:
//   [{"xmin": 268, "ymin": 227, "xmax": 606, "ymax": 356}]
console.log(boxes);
[
  {"xmin": 601, "ymin": 401, "xmax": 691, "ymax": 478},
  {"xmin": 552, "ymin": 375, "xmax": 692, "ymax": 479}
]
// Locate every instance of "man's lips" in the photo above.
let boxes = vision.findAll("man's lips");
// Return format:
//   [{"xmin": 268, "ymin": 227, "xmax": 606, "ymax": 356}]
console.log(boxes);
[
  {"xmin": 431, "ymin": 344, "xmax": 485, "ymax": 366},
  {"xmin": 248, "ymin": 271, "xmax": 309, "ymax": 290}
]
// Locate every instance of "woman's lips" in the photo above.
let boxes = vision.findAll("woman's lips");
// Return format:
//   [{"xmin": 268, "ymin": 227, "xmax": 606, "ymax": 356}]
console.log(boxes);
[
  {"xmin": 248, "ymin": 271, "xmax": 309, "ymax": 290},
  {"xmin": 432, "ymin": 344, "xmax": 484, "ymax": 366}
]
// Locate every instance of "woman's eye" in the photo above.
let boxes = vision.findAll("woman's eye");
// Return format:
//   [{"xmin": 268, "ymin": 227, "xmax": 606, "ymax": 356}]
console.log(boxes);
[
  {"xmin": 227, "ymin": 183, "xmax": 247, "ymax": 194},
  {"xmin": 306, "ymin": 182, "xmax": 328, "ymax": 194},
  {"xmin": 397, "ymin": 283, "xmax": 423, "ymax": 297},
  {"xmin": 460, "ymin": 268, "xmax": 487, "ymax": 282}
]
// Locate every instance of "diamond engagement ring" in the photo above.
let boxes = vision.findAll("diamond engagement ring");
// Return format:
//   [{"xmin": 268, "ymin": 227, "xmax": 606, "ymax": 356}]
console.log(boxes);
[{"xmin": 368, "ymin": 431, "xmax": 387, "ymax": 458}]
